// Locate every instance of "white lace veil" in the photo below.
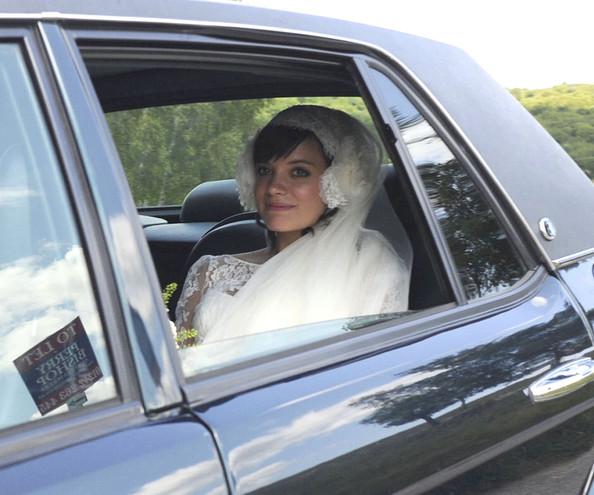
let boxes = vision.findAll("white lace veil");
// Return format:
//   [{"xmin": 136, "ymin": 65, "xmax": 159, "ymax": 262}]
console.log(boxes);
[{"xmin": 202, "ymin": 105, "xmax": 412, "ymax": 342}]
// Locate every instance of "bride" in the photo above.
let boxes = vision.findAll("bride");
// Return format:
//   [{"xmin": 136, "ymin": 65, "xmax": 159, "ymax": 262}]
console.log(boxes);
[{"xmin": 175, "ymin": 105, "xmax": 411, "ymax": 347}]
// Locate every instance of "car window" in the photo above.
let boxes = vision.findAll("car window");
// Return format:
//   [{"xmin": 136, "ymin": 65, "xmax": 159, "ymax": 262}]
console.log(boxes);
[
  {"xmin": 0, "ymin": 44, "xmax": 116, "ymax": 430},
  {"xmin": 369, "ymin": 68, "xmax": 527, "ymax": 300},
  {"xmin": 82, "ymin": 47, "xmax": 453, "ymax": 377}
]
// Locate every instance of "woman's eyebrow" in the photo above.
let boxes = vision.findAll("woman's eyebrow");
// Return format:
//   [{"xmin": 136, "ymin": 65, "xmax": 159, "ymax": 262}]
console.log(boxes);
[{"xmin": 286, "ymin": 158, "xmax": 320, "ymax": 166}]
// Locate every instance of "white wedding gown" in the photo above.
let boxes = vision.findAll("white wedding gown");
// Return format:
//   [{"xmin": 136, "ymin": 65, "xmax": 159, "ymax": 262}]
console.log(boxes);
[{"xmin": 175, "ymin": 228, "xmax": 409, "ymax": 345}]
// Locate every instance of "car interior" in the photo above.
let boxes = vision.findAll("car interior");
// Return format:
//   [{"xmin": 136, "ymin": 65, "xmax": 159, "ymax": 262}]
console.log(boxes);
[{"xmin": 82, "ymin": 46, "xmax": 454, "ymax": 321}]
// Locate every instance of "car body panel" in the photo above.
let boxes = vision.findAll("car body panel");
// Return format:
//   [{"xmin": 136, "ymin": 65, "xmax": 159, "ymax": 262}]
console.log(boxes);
[
  {"xmin": 559, "ymin": 255, "xmax": 594, "ymax": 332},
  {"xmin": 196, "ymin": 275, "xmax": 594, "ymax": 494},
  {"xmin": 1, "ymin": 417, "xmax": 228, "ymax": 495},
  {"xmin": 429, "ymin": 404, "xmax": 594, "ymax": 494}
]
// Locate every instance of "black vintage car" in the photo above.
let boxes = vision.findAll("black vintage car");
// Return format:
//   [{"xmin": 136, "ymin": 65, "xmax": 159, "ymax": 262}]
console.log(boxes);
[{"xmin": 2, "ymin": 1, "xmax": 594, "ymax": 494}]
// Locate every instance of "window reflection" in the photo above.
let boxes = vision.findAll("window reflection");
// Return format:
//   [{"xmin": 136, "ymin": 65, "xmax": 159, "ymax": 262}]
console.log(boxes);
[
  {"xmin": 371, "ymin": 69, "xmax": 525, "ymax": 299},
  {"xmin": 0, "ymin": 44, "xmax": 115, "ymax": 430}
]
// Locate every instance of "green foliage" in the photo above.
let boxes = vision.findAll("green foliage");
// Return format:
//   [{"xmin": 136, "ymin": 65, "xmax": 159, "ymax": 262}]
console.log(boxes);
[
  {"xmin": 106, "ymin": 97, "xmax": 375, "ymax": 207},
  {"xmin": 511, "ymin": 83, "xmax": 594, "ymax": 179},
  {"xmin": 161, "ymin": 282, "xmax": 199, "ymax": 348},
  {"xmin": 161, "ymin": 282, "xmax": 178, "ymax": 308},
  {"xmin": 107, "ymin": 99, "xmax": 263, "ymax": 206},
  {"xmin": 175, "ymin": 327, "xmax": 199, "ymax": 349}
]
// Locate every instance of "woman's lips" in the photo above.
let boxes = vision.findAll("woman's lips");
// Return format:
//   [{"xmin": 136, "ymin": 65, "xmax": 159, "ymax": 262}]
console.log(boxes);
[{"xmin": 266, "ymin": 202, "xmax": 295, "ymax": 211}]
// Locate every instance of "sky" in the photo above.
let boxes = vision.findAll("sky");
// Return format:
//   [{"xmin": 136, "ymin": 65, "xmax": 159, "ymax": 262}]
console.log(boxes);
[{"xmin": 234, "ymin": 0, "xmax": 594, "ymax": 90}]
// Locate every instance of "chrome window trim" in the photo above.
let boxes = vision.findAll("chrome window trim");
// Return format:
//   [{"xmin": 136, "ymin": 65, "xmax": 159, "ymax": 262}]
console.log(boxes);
[
  {"xmin": 582, "ymin": 462, "xmax": 594, "ymax": 495},
  {"xmin": 554, "ymin": 248, "xmax": 594, "ymax": 269},
  {"xmin": 354, "ymin": 56, "xmax": 467, "ymax": 305}
]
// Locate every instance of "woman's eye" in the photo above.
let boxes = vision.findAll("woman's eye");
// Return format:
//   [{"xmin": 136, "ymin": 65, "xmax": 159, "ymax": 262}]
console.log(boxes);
[
  {"xmin": 256, "ymin": 165, "xmax": 271, "ymax": 176},
  {"xmin": 292, "ymin": 167, "xmax": 310, "ymax": 177}
]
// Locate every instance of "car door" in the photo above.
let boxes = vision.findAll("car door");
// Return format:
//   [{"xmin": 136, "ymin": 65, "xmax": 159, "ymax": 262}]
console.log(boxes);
[
  {"xmin": 173, "ymin": 43, "xmax": 594, "ymax": 495},
  {"xmin": 0, "ymin": 21, "xmax": 228, "ymax": 495}
]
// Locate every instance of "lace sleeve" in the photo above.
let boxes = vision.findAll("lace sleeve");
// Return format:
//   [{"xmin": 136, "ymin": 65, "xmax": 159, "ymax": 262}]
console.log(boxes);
[{"xmin": 175, "ymin": 255, "xmax": 212, "ymax": 335}]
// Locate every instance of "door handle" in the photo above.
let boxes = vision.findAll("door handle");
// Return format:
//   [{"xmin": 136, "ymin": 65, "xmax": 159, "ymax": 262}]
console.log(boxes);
[{"xmin": 528, "ymin": 358, "xmax": 594, "ymax": 403}]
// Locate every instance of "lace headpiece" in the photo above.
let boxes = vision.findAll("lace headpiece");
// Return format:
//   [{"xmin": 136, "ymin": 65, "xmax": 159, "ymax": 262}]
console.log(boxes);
[{"xmin": 236, "ymin": 105, "xmax": 382, "ymax": 210}]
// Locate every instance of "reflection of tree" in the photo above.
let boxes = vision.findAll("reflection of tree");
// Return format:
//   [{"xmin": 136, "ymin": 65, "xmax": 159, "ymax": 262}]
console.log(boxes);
[
  {"xmin": 419, "ymin": 159, "xmax": 525, "ymax": 298},
  {"xmin": 352, "ymin": 303, "xmax": 588, "ymax": 428},
  {"xmin": 390, "ymin": 104, "xmax": 525, "ymax": 298}
]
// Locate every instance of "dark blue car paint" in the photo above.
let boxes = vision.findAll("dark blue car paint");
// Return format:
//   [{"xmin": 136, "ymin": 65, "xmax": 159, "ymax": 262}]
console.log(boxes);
[
  {"xmin": 196, "ymin": 275, "xmax": 594, "ymax": 494},
  {"xmin": 559, "ymin": 255, "xmax": 594, "ymax": 332},
  {"xmin": 2, "ymin": 417, "xmax": 228, "ymax": 494}
]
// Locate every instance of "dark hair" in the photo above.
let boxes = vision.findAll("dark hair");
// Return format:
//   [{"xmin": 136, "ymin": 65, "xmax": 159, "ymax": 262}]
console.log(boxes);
[
  {"xmin": 253, "ymin": 124, "xmax": 336, "ymax": 247},
  {"xmin": 254, "ymin": 125, "xmax": 332, "ymax": 165}
]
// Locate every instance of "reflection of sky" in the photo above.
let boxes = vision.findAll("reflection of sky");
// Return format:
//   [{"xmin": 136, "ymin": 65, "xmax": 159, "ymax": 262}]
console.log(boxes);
[
  {"xmin": 2, "ymin": 421, "xmax": 227, "ymax": 495},
  {"xmin": 231, "ymin": 367, "xmax": 448, "ymax": 485},
  {"xmin": 0, "ymin": 45, "xmax": 116, "ymax": 429},
  {"xmin": 0, "ymin": 247, "xmax": 116, "ymax": 428},
  {"xmin": 225, "ymin": 364, "xmax": 446, "ymax": 492},
  {"xmin": 402, "ymin": 119, "xmax": 455, "ymax": 166},
  {"xmin": 231, "ymin": 368, "xmax": 418, "ymax": 492},
  {"xmin": 221, "ymin": 358, "xmax": 451, "ymax": 492},
  {"xmin": 134, "ymin": 459, "xmax": 226, "ymax": 495},
  {"xmin": 0, "ymin": 186, "xmax": 37, "ymax": 206}
]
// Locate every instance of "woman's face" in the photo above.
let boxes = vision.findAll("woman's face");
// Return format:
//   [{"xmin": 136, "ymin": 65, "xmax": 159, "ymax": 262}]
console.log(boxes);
[{"xmin": 255, "ymin": 136, "xmax": 328, "ymax": 247}]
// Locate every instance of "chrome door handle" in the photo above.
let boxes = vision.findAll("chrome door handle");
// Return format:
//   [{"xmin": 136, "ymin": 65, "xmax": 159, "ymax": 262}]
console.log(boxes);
[{"xmin": 528, "ymin": 358, "xmax": 594, "ymax": 403}]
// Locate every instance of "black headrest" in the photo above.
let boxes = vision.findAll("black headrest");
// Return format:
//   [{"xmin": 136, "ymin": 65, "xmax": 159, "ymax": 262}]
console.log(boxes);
[
  {"xmin": 180, "ymin": 179, "xmax": 244, "ymax": 223},
  {"xmin": 184, "ymin": 220, "xmax": 267, "ymax": 272}
]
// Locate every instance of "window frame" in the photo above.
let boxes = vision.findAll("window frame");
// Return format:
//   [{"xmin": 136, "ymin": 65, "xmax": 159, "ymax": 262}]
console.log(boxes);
[
  {"xmin": 45, "ymin": 21, "xmax": 185, "ymax": 412},
  {"xmin": 62, "ymin": 20, "xmax": 545, "ymax": 407},
  {"xmin": 0, "ymin": 23, "xmax": 147, "ymax": 468},
  {"xmin": 364, "ymin": 59, "xmax": 537, "ymax": 270},
  {"xmin": 356, "ymin": 57, "xmax": 536, "ymax": 303}
]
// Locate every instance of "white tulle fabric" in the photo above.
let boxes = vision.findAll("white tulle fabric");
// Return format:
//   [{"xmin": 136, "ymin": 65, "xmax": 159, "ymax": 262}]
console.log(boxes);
[{"xmin": 176, "ymin": 105, "xmax": 411, "ymax": 346}]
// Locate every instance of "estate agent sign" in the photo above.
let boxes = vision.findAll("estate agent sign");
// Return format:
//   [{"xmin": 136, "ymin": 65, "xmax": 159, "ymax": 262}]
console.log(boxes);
[{"xmin": 13, "ymin": 317, "xmax": 103, "ymax": 415}]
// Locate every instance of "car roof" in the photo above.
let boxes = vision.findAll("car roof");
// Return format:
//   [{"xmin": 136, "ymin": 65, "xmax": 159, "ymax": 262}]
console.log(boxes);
[{"xmin": 4, "ymin": 0, "xmax": 594, "ymax": 264}]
